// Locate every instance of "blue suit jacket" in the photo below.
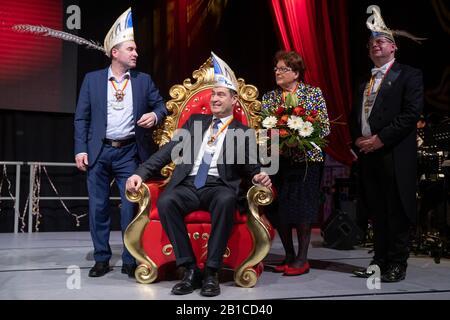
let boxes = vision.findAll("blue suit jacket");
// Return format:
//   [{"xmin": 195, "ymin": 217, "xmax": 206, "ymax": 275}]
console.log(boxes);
[{"xmin": 74, "ymin": 68, "xmax": 167, "ymax": 166}]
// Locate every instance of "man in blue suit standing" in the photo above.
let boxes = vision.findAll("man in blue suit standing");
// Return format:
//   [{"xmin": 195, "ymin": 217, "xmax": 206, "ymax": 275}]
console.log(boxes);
[{"xmin": 74, "ymin": 8, "xmax": 167, "ymax": 278}]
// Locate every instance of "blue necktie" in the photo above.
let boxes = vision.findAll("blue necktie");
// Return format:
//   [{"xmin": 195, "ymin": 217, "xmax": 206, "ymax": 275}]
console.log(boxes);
[{"xmin": 194, "ymin": 118, "xmax": 221, "ymax": 189}]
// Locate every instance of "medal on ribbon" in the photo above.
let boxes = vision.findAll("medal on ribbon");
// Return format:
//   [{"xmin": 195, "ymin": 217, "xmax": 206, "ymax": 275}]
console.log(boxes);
[
  {"xmin": 110, "ymin": 77, "xmax": 129, "ymax": 102},
  {"xmin": 109, "ymin": 100, "xmax": 125, "ymax": 110}
]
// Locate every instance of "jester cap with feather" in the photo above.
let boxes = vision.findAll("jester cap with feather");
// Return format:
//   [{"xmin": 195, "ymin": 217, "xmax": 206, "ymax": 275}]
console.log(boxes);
[
  {"xmin": 366, "ymin": 5, "xmax": 427, "ymax": 44},
  {"xmin": 12, "ymin": 7, "xmax": 134, "ymax": 57}
]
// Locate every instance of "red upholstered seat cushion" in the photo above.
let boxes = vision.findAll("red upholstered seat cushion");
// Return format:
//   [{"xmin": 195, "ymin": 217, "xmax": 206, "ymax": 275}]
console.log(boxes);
[{"xmin": 177, "ymin": 89, "xmax": 248, "ymax": 128}]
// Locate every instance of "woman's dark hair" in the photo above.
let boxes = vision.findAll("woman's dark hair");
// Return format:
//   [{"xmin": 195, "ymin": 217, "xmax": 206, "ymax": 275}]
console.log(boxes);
[{"xmin": 274, "ymin": 50, "xmax": 306, "ymax": 82}]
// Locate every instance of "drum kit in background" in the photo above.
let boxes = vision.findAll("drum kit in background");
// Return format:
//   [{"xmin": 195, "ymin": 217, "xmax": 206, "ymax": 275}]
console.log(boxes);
[{"xmin": 414, "ymin": 118, "xmax": 450, "ymax": 263}]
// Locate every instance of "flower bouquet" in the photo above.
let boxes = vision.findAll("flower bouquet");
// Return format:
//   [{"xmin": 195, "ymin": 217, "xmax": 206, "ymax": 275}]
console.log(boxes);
[{"xmin": 260, "ymin": 93, "xmax": 328, "ymax": 162}]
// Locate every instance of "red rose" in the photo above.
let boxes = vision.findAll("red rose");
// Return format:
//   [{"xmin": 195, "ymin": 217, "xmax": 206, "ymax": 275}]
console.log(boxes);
[
  {"xmin": 277, "ymin": 115, "xmax": 289, "ymax": 126},
  {"xmin": 281, "ymin": 115, "xmax": 289, "ymax": 122},
  {"xmin": 306, "ymin": 116, "xmax": 315, "ymax": 123},
  {"xmin": 293, "ymin": 106, "xmax": 306, "ymax": 116},
  {"xmin": 275, "ymin": 107, "xmax": 285, "ymax": 116},
  {"xmin": 310, "ymin": 110, "xmax": 318, "ymax": 117},
  {"xmin": 279, "ymin": 129, "xmax": 289, "ymax": 138}
]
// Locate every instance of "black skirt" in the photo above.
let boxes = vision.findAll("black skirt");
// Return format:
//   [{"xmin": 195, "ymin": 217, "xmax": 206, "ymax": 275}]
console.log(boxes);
[{"xmin": 268, "ymin": 159, "xmax": 323, "ymax": 226}]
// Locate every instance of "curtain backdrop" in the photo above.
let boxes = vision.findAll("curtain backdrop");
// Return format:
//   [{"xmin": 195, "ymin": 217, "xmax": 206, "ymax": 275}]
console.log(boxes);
[{"xmin": 270, "ymin": 0, "xmax": 355, "ymax": 165}]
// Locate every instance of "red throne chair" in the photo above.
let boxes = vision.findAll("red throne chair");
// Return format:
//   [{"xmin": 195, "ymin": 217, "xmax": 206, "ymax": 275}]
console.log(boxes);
[{"xmin": 124, "ymin": 58, "xmax": 274, "ymax": 288}]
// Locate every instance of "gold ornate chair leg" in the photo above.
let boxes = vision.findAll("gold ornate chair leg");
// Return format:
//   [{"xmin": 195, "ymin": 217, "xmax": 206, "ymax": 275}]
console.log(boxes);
[
  {"xmin": 234, "ymin": 185, "xmax": 273, "ymax": 288},
  {"xmin": 124, "ymin": 184, "xmax": 158, "ymax": 283}
]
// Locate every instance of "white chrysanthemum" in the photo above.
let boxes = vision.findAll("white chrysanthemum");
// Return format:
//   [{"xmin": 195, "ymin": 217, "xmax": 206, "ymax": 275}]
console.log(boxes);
[
  {"xmin": 262, "ymin": 116, "xmax": 278, "ymax": 129},
  {"xmin": 287, "ymin": 116, "xmax": 304, "ymax": 131},
  {"xmin": 299, "ymin": 121, "xmax": 314, "ymax": 137}
]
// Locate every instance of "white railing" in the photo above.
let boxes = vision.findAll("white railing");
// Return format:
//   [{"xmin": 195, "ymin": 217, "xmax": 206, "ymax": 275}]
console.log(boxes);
[
  {"xmin": 0, "ymin": 161, "xmax": 24, "ymax": 233},
  {"xmin": 1, "ymin": 161, "xmax": 121, "ymax": 233}
]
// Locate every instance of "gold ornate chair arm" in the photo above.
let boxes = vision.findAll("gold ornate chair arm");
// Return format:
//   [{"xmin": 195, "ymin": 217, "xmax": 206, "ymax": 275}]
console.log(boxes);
[
  {"xmin": 234, "ymin": 184, "xmax": 274, "ymax": 288},
  {"xmin": 124, "ymin": 184, "xmax": 158, "ymax": 283}
]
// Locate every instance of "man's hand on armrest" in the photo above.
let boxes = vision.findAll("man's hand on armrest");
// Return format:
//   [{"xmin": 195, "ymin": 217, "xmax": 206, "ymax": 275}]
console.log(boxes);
[
  {"xmin": 252, "ymin": 172, "xmax": 272, "ymax": 188},
  {"xmin": 126, "ymin": 174, "xmax": 143, "ymax": 193}
]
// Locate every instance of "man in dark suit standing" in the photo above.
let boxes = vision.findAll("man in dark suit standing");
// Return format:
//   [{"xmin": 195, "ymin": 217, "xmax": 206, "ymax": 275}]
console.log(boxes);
[
  {"xmin": 74, "ymin": 8, "xmax": 167, "ymax": 278},
  {"xmin": 349, "ymin": 6, "xmax": 424, "ymax": 282},
  {"xmin": 126, "ymin": 52, "xmax": 271, "ymax": 297}
]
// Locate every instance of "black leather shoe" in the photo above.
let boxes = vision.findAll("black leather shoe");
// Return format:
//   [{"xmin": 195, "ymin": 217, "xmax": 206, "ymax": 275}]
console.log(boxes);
[
  {"xmin": 88, "ymin": 262, "xmax": 111, "ymax": 277},
  {"xmin": 353, "ymin": 260, "xmax": 385, "ymax": 278},
  {"xmin": 200, "ymin": 271, "xmax": 220, "ymax": 297},
  {"xmin": 121, "ymin": 263, "xmax": 137, "ymax": 278},
  {"xmin": 381, "ymin": 264, "xmax": 406, "ymax": 282},
  {"xmin": 171, "ymin": 268, "xmax": 203, "ymax": 295}
]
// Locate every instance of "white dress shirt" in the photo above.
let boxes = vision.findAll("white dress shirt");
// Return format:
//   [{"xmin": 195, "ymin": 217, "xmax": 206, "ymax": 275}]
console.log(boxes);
[
  {"xmin": 190, "ymin": 115, "xmax": 233, "ymax": 177},
  {"xmin": 106, "ymin": 66, "xmax": 134, "ymax": 140},
  {"xmin": 361, "ymin": 59, "xmax": 395, "ymax": 137}
]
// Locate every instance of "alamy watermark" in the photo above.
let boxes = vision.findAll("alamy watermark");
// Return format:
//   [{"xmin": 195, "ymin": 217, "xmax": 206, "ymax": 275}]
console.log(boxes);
[
  {"xmin": 366, "ymin": 265, "xmax": 381, "ymax": 290},
  {"xmin": 66, "ymin": 5, "xmax": 81, "ymax": 30},
  {"xmin": 66, "ymin": 265, "xmax": 81, "ymax": 289}
]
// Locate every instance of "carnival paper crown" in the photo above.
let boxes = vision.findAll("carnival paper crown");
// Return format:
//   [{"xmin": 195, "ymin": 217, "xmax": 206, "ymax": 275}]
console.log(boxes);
[
  {"xmin": 211, "ymin": 52, "xmax": 239, "ymax": 92},
  {"xmin": 103, "ymin": 7, "xmax": 134, "ymax": 57}
]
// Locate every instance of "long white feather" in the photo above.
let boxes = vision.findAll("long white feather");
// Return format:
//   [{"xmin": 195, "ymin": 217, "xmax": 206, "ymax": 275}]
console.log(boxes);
[
  {"xmin": 12, "ymin": 24, "xmax": 106, "ymax": 53},
  {"xmin": 392, "ymin": 30, "xmax": 428, "ymax": 44}
]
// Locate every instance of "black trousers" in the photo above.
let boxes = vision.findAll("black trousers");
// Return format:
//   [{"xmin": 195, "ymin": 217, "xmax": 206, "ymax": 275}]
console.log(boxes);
[
  {"xmin": 360, "ymin": 151, "xmax": 411, "ymax": 266},
  {"xmin": 157, "ymin": 176, "xmax": 236, "ymax": 269}
]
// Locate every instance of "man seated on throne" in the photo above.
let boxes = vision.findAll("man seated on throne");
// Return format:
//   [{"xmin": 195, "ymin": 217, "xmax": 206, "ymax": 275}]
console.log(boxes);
[{"xmin": 126, "ymin": 52, "xmax": 271, "ymax": 297}]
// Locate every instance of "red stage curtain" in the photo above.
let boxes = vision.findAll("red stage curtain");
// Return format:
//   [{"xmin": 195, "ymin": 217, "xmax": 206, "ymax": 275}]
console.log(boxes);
[{"xmin": 270, "ymin": 0, "xmax": 355, "ymax": 166}]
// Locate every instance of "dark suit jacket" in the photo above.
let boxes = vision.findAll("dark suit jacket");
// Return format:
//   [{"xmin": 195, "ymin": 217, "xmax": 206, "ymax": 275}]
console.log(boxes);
[
  {"xmin": 135, "ymin": 114, "xmax": 261, "ymax": 198},
  {"xmin": 74, "ymin": 68, "xmax": 167, "ymax": 165},
  {"xmin": 349, "ymin": 62, "xmax": 424, "ymax": 220}
]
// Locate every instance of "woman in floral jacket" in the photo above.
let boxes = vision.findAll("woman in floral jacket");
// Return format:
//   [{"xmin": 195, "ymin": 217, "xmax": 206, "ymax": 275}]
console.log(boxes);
[{"xmin": 262, "ymin": 50, "xmax": 330, "ymax": 276}]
